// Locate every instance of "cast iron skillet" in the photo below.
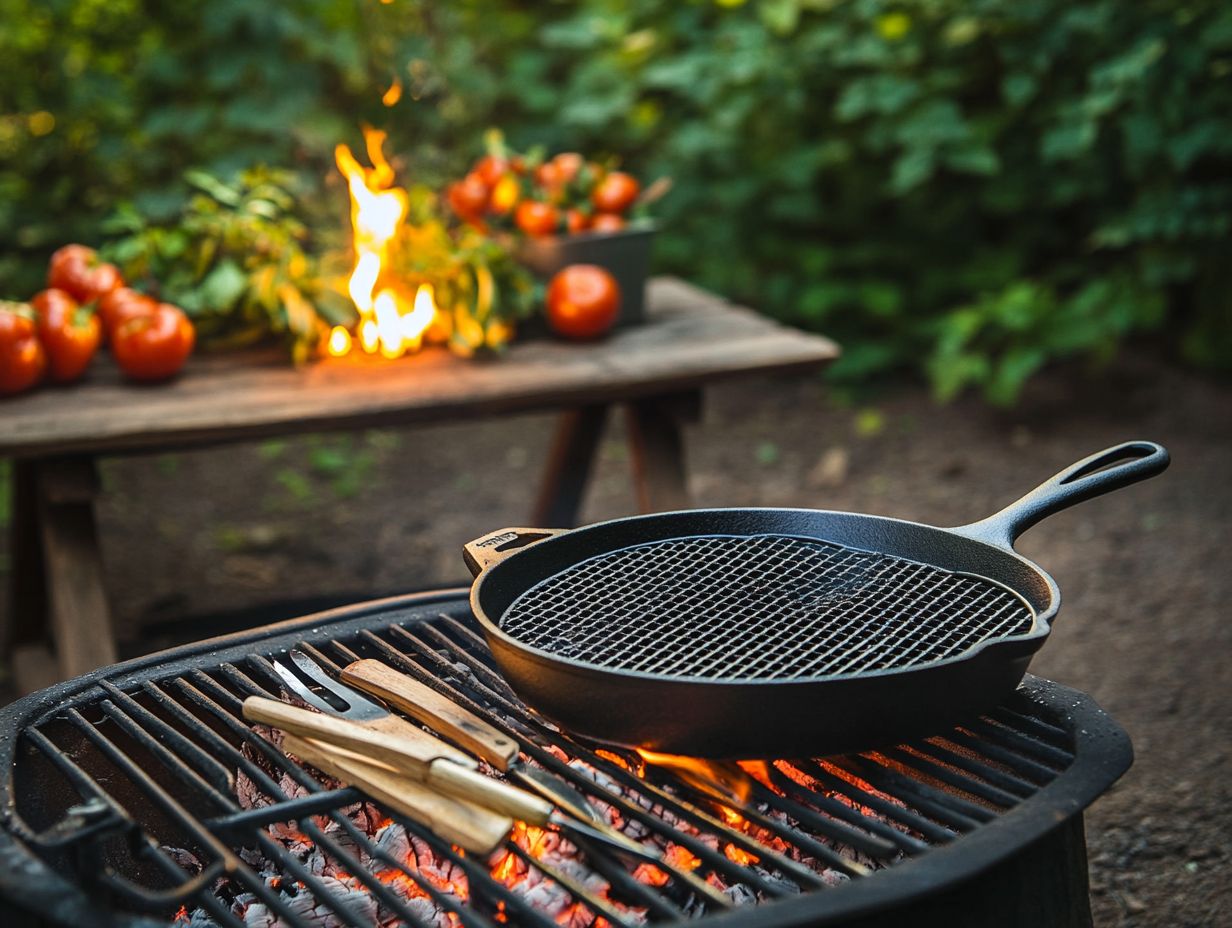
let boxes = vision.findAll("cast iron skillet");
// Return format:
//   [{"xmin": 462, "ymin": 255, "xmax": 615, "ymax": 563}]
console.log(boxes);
[{"xmin": 464, "ymin": 441, "xmax": 1168, "ymax": 758}]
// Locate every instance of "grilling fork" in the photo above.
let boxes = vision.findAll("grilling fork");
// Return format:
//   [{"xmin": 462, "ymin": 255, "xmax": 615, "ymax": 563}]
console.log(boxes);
[{"xmin": 256, "ymin": 651, "xmax": 660, "ymax": 863}]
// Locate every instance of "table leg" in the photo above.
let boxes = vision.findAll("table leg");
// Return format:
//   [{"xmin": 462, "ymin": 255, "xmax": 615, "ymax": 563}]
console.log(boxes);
[
  {"xmin": 3, "ymin": 460, "xmax": 48, "ymax": 661},
  {"xmin": 624, "ymin": 391, "xmax": 701, "ymax": 513},
  {"xmin": 9, "ymin": 457, "xmax": 117, "ymax": 691},
  {"xmin": 531, "ymin": 405, "xmax": 610, "ymax": 527}
]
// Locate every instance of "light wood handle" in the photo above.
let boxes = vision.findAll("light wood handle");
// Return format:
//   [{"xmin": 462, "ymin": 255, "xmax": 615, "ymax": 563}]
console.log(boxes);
[
  {"xmin": 342, "ymin": 659, "xmax": 519, "ymax": 770},
  {"xmin": 427, "ymin": 760, "xmax": 553, "ymax": 826},
  {"xmin": 281, "ymin": 733, "xmax": 510, "ymax": 855},
  {"xmin": 243, "ymin": 697, "xmax": 475, "ymax": 774}
]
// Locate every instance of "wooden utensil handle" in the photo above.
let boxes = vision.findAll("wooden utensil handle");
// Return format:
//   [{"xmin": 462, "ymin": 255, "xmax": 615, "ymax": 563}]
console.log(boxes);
[
  {"xmin": 281, "ymin": 733, "xmax": 510, "ymax": 855},
  {"xmin": 243, "ymin": 697, "xmax": 470, "ymax": 774},
  {"xmin": 427, "ymin": 760, "xmax": 553, "ymax": 826},
  {"xmin": 342, "ymin": 659, "xmax": 519, "ymax": 770}
]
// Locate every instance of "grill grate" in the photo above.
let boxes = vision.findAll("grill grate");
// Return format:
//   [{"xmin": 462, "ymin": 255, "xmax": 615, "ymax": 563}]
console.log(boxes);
[
  {"xmin": 500, "ymin": 534, "xmax": 1036, "ymax": 680},
  {"xmin": 0, "ymin": 595, "xmax": 1109, "ymax": 928}
]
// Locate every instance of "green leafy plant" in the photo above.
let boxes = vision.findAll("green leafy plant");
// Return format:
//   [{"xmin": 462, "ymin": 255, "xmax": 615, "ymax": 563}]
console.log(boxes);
[
  {"xmin": 103, "ymin": 167, "xmax": 348, "ymax": 362},
  {"xmin": 3, "ymin": 0, "xmax": 1230, "ymax": 401}
]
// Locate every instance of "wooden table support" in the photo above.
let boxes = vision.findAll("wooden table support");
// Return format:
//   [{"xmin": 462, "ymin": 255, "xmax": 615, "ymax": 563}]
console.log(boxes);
[
  {"xmin": 5, "ymin": 458, "xmax": 117, "ymax": 693},
  {"xmin": 531, "ymin": 404, "xmax": 610, "ymax": 527},
  {"xmin": 0, "ymin": 278, "xmax": 838, "ymax": 690}
]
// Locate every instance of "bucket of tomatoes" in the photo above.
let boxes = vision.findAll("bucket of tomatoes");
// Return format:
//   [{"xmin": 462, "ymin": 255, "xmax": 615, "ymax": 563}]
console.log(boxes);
[
  {"xmin": 446, "ymin": 140, "xmax": 667, "ymax": 330},
  {"xmin": 0, "ymin": 245, "xmax": 195, "ymax": 398}
]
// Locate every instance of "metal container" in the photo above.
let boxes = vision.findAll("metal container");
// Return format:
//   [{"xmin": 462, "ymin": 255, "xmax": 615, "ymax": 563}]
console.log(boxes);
[{"xmin": 516, "ymin": 222, "xmax": 656, "ymax": 326}]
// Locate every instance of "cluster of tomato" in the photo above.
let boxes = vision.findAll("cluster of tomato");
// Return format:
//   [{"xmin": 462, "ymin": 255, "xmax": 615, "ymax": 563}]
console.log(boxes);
[
  {"xmin": 446, "ymin": 151, "xmax": 642, "ymax": 238},
  {"xmin": 0, "ymin": 245, "xmax": 196, "ymax": 397}
]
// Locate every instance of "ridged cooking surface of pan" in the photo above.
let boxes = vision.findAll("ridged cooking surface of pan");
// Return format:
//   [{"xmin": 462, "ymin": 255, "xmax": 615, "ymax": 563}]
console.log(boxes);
[{"xmin": 500, "ymin": 534, "xmax": 1036, "ymax": 680}]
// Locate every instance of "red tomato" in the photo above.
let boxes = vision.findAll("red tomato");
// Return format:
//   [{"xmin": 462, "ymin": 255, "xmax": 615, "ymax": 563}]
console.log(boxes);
[
  {"xmin": 447, "ymin": 174, "xmax": 491, "ymax": 218},
  {"xmin": 0, "ymin": 303, "xmax": 46, "ymax": 395},
  {"xmin": 553, "ymin": 152, "xmax": 585, "ymax": 184},
  {"xmin": 535, "ymin": 160, "xmax": 564, "ymax": 191},
  {"xmin": 515, "ymin": 200, "xmax": 561, "ymax": 237},
  {"xmin": 546, "ymin": 265, "xmax": 621, "ymax": 339},
  {"xmin": 31, "ymin": 288, "xmax": 101, "ymax": 383},
  {"xmin": 566, "ymin": 209, "xmax": 591, "ymax": 234},
  {"xmin": 472, "ymin": 154, "xmax": 510, "ymax": 186},
  {"xmin": 97, "ymin": 287, "xmax": 158, "ymax": 339},
  {"xmin": 111, "ymin": 303, "xmax": 195, "ymax": 382},
  {"xmin": 48, "ymin": 244, "xmax": 124, "ymax": 304},
  {"xmin": 590, "ymin": 212, "xmax": 627, "ymax": 233},
  {"xmin": 591, "ymin": 171, "xmax": 640, "ymax": 214}
]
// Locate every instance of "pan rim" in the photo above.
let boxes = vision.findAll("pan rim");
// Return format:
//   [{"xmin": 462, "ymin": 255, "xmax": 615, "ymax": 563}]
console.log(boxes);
[{"xmin": 469, "ymin": 506, "xmax": 1061, "ymax": 687}]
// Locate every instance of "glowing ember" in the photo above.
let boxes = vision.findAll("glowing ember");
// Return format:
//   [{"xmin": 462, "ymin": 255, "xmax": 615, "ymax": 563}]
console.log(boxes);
[{"xmin": 333, "ymin": 127, "xmax": 439, "ymax": 359}]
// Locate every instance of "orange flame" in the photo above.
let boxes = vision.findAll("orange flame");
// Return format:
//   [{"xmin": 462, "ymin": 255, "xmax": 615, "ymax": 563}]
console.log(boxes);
[
  {"xmin": 333, "ymin": 127, "xmax": 438, "ymax": 358},
  {"xmin": 635, "ymin": 749, "xmax": 754, "ymax": 805}
]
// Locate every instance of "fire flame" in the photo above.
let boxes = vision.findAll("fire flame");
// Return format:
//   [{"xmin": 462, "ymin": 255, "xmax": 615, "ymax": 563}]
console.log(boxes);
[
  {"xmin": 635, "ymin": 750, "xmax": 754, "ymax": 805},
  {"xmin": 333, "ymin": 126, "xmax": 438, "ymax": 358}
]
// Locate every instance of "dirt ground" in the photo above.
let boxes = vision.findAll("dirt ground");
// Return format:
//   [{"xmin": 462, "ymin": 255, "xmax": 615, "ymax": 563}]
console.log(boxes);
[{"xmin": 1, "ymin": 349, "xmax": 1228, "ymax": 926}]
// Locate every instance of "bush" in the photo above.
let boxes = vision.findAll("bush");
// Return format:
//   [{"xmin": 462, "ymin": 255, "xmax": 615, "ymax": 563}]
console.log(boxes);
[{"xmin": 2, "ymin": 0, "xmax": 1230, "ymax": 401}]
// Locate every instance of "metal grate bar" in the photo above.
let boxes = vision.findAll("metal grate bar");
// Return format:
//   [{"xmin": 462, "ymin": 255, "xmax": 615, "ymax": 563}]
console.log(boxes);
[
  {"xmin": 205, "ymin": 788, "xmax": 366, "ymax": 835},
  {"xmin": 60, "ymin": 710, "xmax": 318, "ymax": 927},
  {"xmin": 944, "ymin": 727, "xmax": 1066, "ymax": 784},
  {"xmin": 315, "ymin": 631, "xmax": 759, "ymax": 904},
  {"xmin": 962, "ymin": 717, "xmax": 1075, "ymax": 770},
  {"xmin": 143, "ymin": 679, "xmax": 493, "ymax": 928},
  {"xmin": 900, "ymin": 739, "xmax": 1039, "ymax": 799},
  {"xmin": 641, "ymin": 770, "xmax": 873, "ymax": 878},
  {"xmin": 364, "ymin": 622, "xmax": 833, "ymax": 894},
  {"xmin": 744, "ymin": 780, "xmax": 900, "ymax": 857},
  {"xmin": 797, "ymin": 762, "xmax": 959, "ymax": 843},
  {"xmin": 990, "ymin": 704, "xmax": 1071, "ymax": 745},
  {"xmin": 104, "ymin": 678, "xmax": 463, "ymax": 928},
  {"xmin": 332, "ymin": 627, "xmax": 759, "ymax": 898},
  {"xmin": 764, "ymin": 764, "xmax": 930, "ymax": 856},
  {"xmin": 173, "ymin": 672, "xmax": 512, "ymax": 928},
  {"xmin": 20, "ymin": 728, "xmax": 248, "ymax": 928},
  {"xmin": 881, "ymin": 747, "xmax": 1023, "ymax": 808},
  {"xmin": 217, "ymin": 660, "xmax": 561, "ymax": 928},
  {"xmin": 99, "ymin": 679, "xmax": 236, "ymax": 794},
  {"xmin": 837, "ymin": 758, "xmax": 993, "ymax": 828}
]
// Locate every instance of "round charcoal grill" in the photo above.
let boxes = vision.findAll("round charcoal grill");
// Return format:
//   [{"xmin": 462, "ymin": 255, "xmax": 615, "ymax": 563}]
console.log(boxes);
[{"xmin": 501, "ymin": 534, "xmax": 1035, "ymax": 681}]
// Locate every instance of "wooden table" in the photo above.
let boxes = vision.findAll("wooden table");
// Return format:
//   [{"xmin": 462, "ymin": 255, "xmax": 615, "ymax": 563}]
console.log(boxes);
[{"xmin": 1, "ymin": 277, "xmax": 838, "ymax": 690}]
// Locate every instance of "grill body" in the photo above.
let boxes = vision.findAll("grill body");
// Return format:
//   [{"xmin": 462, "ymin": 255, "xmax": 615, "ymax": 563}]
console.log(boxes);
[
  {"xmin": 0, "ymin": 590, "xmax": 1131, "ymax": 928},
  {"xmin": 471, "ymin": 508, "xmax": 1054, "ymax": 757}
]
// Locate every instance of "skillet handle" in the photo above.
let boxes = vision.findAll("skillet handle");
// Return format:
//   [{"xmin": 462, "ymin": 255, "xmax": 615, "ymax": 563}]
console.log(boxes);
[
  {"xmin": 952, "ymin": 441, "xmax": 1169, "ymax": 550},
  {"xmin": 463, "ymin": 527, "xmax": 568, "ymax": 576}
]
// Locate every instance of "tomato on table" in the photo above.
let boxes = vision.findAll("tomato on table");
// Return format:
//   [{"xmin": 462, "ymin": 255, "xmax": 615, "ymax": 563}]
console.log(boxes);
[
  {"xmin": 97, "ymin": 287, "xmax": 158, "ymax": 339},
  {"xmin": 515, "ymin": 200, "xmax": 561, "ymax": 237},
  {"xmin": 0, "ymin": 302, "xmax": 47, "ymax": 396},
  {"xmin": 111, "ymin": 303, "xmax": 195, "ymax": 382},
  {"xmin": 589, "ymin": 213, "xmax": 626, "ymax": 233},
  {"xmin": 447, "ymin": 174, "xmax": 492, "ymax": 219},
  {"xmin": 552, "ymin": 152, "xmax": 585, "ymax": 185},
  {"xmin": 545, "ymin": 265, "xmax": 621, "ymax": 340},
  {"xmin": 565, "ymin": 208, "xmax": 591, "ymax": 234},
  {"xmin": 31, "ymin": 288, "xmax": 101, "ymax": 383},
  {"xmin": 591, "ymin": 171, "xmax": 640, "ymax": 214},
  {"xmin": 47, "ymin": 244, "xmax": 124, "ymax": 304}
]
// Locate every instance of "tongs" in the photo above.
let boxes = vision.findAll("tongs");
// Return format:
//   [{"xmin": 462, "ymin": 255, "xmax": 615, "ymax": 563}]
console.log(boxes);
[{"xmin": 243, "ymin": 650, "xmax": 654, "ymax": 863}]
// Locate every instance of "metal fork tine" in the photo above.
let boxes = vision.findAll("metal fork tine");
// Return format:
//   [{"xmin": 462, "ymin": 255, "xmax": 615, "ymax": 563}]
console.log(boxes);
[
  {"xmin": 286, "ymin": 649, "xmax": 387, "ymax": 720},
  {"xmin": 270, "ymin": 661, "xmax": 337, "ymax": 714}
]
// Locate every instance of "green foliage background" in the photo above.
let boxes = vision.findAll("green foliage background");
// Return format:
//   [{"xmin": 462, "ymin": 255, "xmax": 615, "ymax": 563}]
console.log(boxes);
[{"xmin": 2, "ymin": 0, "xmax": 1230, "ymax": 401}]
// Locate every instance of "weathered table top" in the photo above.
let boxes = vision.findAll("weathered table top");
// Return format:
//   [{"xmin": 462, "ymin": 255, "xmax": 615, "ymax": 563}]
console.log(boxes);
[{"xmin": 0, "ymin": 277, "xmax": 839, "ymax": 458}]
